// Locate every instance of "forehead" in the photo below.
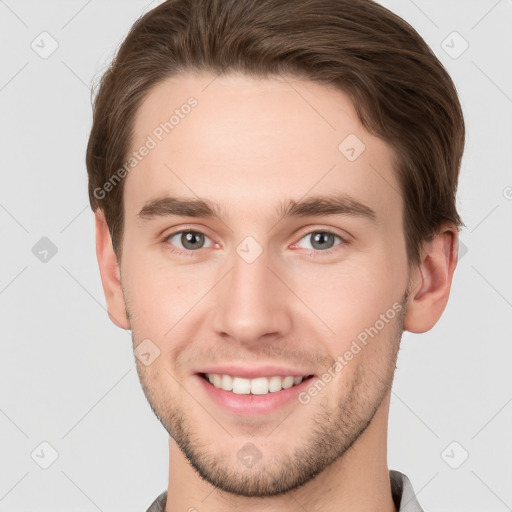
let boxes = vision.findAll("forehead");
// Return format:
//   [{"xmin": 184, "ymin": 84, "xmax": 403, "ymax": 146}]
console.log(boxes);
[{"xmin": 125, "ymin": 71, "xmax": 402, "ymax": 226}]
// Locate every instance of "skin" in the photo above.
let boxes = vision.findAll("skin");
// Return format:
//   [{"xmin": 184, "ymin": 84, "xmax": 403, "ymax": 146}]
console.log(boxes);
[{"xmin": 95, "ymin": 72, "xmax": 458, "ymax": 512}]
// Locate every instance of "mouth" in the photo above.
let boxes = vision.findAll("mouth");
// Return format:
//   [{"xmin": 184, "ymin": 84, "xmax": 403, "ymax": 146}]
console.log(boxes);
[{"xmin": 198, "ymin": 372, "xmax": 316, "ymax": 395}]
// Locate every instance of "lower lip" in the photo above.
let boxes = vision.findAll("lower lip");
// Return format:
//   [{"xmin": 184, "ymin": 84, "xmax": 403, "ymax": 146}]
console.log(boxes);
[{"xmin": 195, "ymin": 374, "xmax": 316, "ymax": 415}]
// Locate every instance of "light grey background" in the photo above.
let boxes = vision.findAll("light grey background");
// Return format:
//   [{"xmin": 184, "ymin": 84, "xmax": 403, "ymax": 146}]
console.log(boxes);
[{"xmin": 0, "ymin": 0, "xmax": 511, "ymax": 511}]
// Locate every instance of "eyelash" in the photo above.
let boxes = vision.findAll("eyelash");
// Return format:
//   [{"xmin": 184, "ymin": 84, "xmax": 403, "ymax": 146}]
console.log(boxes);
[{"xmin": 162, "ymin": 228, "xmax": 348, "ymax": 257}]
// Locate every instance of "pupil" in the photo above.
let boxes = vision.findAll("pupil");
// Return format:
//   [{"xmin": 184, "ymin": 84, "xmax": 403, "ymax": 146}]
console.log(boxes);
[
  {"xmin": 312, "ymin": 232, "xmax": 334, "ymax": 250},
  {"xmin": 182, "ymin": 231, "xmax": 203, "ymax": 250}
]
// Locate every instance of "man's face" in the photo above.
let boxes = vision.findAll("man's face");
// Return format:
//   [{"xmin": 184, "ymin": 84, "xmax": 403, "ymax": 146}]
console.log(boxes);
[{"xmin": 119, "ymin": 72, "xmax": 410, "ymax": 496}]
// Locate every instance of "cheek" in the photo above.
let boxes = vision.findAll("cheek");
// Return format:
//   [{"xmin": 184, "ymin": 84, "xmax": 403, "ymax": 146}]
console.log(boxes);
[
  {"xmin": 295, "ymin": 259, "xmax": 402, "ymax": 334},
  {"xmin": 121, "ymin": 251, "xmax": 209, "ymax": 336}
]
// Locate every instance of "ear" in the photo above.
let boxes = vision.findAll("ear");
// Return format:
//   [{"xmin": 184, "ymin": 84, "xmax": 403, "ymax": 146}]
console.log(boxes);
[
  {"xmin": 95, "ymin": 210, "xmax": 130, "ymax": 330},
  {"xmin": 403, "ymin": 223, "xmax": 459, "ymax": 333}
]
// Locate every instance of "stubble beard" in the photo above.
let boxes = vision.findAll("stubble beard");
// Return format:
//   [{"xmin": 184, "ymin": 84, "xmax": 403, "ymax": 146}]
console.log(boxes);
[{"xmin": 130, "ymin": 297, "xmax": 406, "ymax": 497}]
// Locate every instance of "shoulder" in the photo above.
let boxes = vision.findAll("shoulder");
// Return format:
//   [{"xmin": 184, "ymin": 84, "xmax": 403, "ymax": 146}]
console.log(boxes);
[
  {"xmin": 144, "ymin": 490, "xmax": 167, "ymax": 512},
  {"xmin": 390, "ymin": 470, "xmax": 425, "ymax": 512}
]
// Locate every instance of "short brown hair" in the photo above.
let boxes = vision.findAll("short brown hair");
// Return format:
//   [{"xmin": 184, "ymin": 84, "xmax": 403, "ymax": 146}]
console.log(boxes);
[{"xmin": 86, "ymin": 0, "xmax": 465, "ymax": 267}]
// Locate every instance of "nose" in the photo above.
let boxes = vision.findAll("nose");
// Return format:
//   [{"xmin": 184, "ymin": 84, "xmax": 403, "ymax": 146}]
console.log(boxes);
[{"xmin": 212, "ymin": 247, "xmax": 293, "ymax": 346}]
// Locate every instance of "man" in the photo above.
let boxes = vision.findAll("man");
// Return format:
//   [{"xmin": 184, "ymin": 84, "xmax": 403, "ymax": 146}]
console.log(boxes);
[{"xmin": 86, "ymin": 0, "xmax": 464, "ymax": 510}]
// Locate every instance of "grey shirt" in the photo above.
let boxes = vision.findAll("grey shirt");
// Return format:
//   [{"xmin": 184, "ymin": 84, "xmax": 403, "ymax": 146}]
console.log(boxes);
[{"xmin": 145, "ymin": 469, "xmax": 424, "ymax": 511}]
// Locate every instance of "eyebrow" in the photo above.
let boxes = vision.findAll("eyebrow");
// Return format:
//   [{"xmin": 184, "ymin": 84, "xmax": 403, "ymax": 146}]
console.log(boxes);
[{"xmin": 138, "ymin": 193, "xmax": 377, "ymax": 223}]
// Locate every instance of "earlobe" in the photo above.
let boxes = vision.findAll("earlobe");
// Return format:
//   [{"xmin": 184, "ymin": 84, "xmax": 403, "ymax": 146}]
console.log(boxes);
[
  {"xmin": 95, "ymin": 211, "xmax": 131, "ymax": 330},
  {"xmin": 403, "ymin": 224, "xmax": 459, "ymax": 334}
]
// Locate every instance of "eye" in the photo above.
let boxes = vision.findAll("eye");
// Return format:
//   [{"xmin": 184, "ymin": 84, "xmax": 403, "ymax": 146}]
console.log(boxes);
[
  {"xmin": 163, "ymin": 228, "xmax": 347, "ymax": 256},
  {"xmin": 165, "ymin": 230, "xmax": 214, "ymax": 252},
  {"xmin": 294, "ymin": 230, "xmax": 347, "ymax": 252}
]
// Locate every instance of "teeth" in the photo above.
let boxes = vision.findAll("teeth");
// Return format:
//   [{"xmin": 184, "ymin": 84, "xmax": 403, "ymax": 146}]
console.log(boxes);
[
  {"xmin": 204, "ymin": 374, "xmax": 306, "ymax": 395},
  {"xmin": 212, "ymin": 374, "xmax": 222, "ymax": 388},
  {"xmin": 268, "ymin": 376, "xmax": 282, "ymax": 392},
  {"xmin": 250, "ymin": 377, "xmax": 269, "ymax": 395},
  {"xmin": 221, "ymin": 374, "xmax": 233, "ymax": 391},
  {"xmin": 282, "ymin": 376, "xmax": 294, "ymax": 389}
]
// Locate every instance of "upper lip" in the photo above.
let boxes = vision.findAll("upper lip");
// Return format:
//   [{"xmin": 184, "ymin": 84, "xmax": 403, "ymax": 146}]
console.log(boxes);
[{"xmin": 195, "ymin": 365, "xmax": 315, "ymax": 379}]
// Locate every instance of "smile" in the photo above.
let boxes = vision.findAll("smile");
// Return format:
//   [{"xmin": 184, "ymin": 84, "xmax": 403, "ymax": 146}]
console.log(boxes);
[{"xmin": 200, "ymin": 373, "xmax": 314, "ymax": 395}]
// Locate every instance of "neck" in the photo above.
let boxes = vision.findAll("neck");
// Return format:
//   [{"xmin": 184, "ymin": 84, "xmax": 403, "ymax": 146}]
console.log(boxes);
[{"xmin": 165, "ymin": 392, "xmax": 397, "ymax": 512}]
